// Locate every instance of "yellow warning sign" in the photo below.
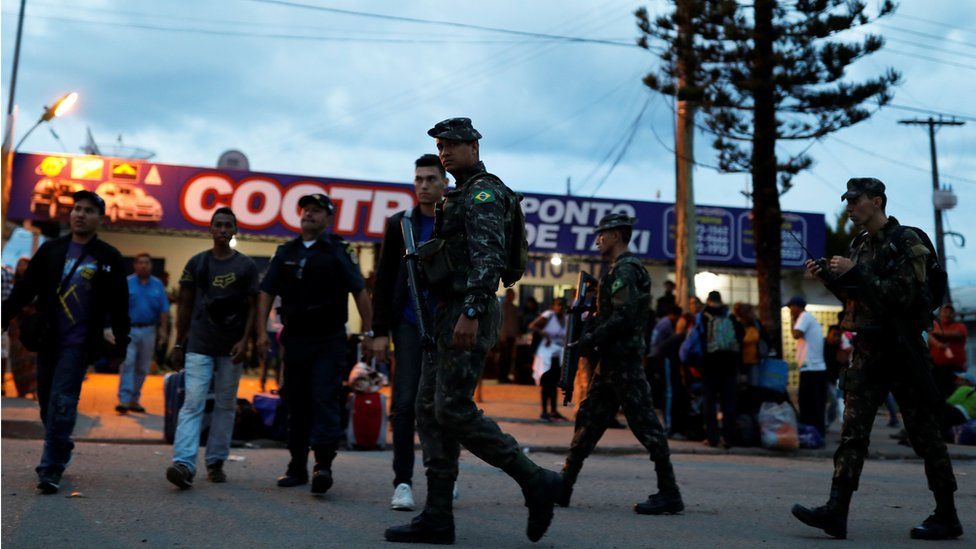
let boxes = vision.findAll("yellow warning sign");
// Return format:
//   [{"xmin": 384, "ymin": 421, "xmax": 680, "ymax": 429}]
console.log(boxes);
[
  {"xmin": 111, "ymin": 161, "xmax": 139, "ymax": 180},
  {"xmin": 36, "ymin": 156, "xmax": 68, "ymax": 177},
  {"xmin": 70, "ymin": 157, "xmax": 105, "ymax": 181},
  {"xmin": 144, "ymin": 165, "xmax": 162, "ymax": 185}
]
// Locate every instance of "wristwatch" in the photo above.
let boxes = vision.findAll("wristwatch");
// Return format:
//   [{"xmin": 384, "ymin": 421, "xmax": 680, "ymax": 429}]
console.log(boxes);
[
  {"xmin": 463, "ymin": 306, "xmax": 479, "ymax": 320},
  {"xmin": 362, "ymin": 330, "xmax": 375, "ymax": 338}
]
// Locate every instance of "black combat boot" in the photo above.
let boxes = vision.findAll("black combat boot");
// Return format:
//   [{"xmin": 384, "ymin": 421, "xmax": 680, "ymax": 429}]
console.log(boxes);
[
  {"xmin": 386, "ymin": 477, "xmax": 456, "ymax": 544},
  {"xmin": 791, "ymin": 481, "xmax": 852, "ymax": 539},
  {"xmin": 277, "ymin": 448, "xmax": 309, "ymax": 488},
  {"xmin": 384, "ymin": 513, "xmax": 456, "ymax": 545},
  {"xmin": 311, "ymin": 444, "xmax": 337, "ymax": 495},
  {"xmin": 556, "ymin": 460, "xmax": 581, "ymax": 508},
  {"xmin": 910, "ymin": 490, "xmax": 963, "ymax": 540},
  {"xmin": 635, "ymin": 460, "xmax": 684, "ymax": 515},
  {"xmin": 504, "ymin": 453, "xmax": 563, "ymax": 542}
]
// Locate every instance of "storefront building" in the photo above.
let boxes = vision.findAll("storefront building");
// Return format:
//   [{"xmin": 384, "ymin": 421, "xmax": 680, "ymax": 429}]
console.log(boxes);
[{"xmin": 6, "ymin": 152, "xmax": 835, "ymax": 370}]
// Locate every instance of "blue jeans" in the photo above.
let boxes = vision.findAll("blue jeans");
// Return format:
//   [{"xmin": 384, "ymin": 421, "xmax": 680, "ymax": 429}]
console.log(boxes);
[
  {"xmin": 172, "ymin": 353, "xmax": 242, "ymax": 474},
  {"xmin": 35, "ymin": 345, "xmax": 87, "ymax": 476},
  {"xmin": 118, "ymin": 326, "xmax": 155, "ymax": 404}
]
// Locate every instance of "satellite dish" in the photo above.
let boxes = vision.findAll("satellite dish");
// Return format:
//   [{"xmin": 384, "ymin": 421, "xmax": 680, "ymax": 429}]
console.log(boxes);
[
  {"xmin": 81, "ymin": 128, "xmax": 156, "ymax": 160},
  {"xmin": 218, "ymin": 150, "xmax": 249, "ymax": 171}
]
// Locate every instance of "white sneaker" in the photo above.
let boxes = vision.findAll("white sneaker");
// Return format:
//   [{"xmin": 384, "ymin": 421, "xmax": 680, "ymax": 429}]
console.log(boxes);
[
  {"xmin": 391, "ymin": 483, "xmax": 415, "ymax": 511},
  {"xmin": 453, "ymin": 481, "xmax": 460, "ymax": 501}
]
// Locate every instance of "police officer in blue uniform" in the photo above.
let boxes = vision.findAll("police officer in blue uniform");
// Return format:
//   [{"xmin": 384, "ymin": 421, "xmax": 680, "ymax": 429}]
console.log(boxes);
[{"xmin": 256, "ymin": 193, "xmax": 373, "ymax": 495}]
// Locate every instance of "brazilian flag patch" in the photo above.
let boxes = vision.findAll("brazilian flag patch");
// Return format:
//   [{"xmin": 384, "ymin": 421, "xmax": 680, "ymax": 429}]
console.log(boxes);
[
  {"xmin": 611, "ymin": 278, "xmax": 625, "ymax": 294},
  {"xmin": 472, "ymin": 189, "xmax": 495, "ymax": 204}
]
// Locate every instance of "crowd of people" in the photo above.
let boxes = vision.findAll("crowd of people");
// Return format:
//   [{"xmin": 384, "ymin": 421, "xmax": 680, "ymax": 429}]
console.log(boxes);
[{"xmin": 1, "ymin": 119, "xmax": 972, "ymax": 542}]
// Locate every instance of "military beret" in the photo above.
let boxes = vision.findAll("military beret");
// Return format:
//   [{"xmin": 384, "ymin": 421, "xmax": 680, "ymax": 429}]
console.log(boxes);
[
  {"xmin": 427, "ymin": 117, "xmax": 482, "ymax": 141},
  {"xmin": 298, "ymin": 193, "xmax": 335, "ymax": 214},
  {"xmin": 841, "ymin": 177, "xmax": 886, "ymax": 201},
  {"xmin": 596, "ymin": 213, "xmax": 637, "ymax": 233}
]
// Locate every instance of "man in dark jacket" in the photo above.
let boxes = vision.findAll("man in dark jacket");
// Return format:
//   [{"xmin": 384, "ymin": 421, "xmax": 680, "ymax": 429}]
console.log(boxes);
[
  {"xmin": 2, "ymin": 191, "xmax": 130, "ymax": 494},
  {"xmin": 369, "ymin": 153, "xmax": 448, "ymax": 511},
  {"xmin": 697, "ymin": 290, "xmax": 743, "ymax": 448}
]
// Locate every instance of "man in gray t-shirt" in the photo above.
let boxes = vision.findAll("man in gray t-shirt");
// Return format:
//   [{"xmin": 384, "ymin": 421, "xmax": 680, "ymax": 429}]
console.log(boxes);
[{"xmin": 166, "ymin": 207, "xmax": 258, "ymax": 489}]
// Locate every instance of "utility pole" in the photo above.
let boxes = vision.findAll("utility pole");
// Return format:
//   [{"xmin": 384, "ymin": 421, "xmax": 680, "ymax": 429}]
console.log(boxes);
[
  {"xmin": 898, "ymin": 116, "xmax": 965, "ymax": 303},
  {"xmin": 2, "ymin": 0, "xmax": 28, "ymax": 232},
  {"xmin": 673, "ymin": 0, "xmax": 698, "ymax": 308}
]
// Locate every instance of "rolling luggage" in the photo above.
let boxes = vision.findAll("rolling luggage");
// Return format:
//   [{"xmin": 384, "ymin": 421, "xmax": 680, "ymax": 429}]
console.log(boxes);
[
  {"xmin": 346, "ymin": 391, "xmax": 387, "ymax": 450},
  {"xmin": 163, "ymin": 370, "xmax": 214, "ymax": 444}
]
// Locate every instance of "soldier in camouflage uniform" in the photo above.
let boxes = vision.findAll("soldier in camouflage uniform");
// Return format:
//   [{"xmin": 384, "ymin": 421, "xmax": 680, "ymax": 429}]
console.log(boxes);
[
  {"xmin": 793, "ymin": 178, "xmax": 962, "ymax": 541},
  {"xmin": 385, "ymin": 118, "xmax": 562, "ymax": 545},
  {"xmin": 559, "ymin": 213, "xmax": 684, "ymax": 515}
]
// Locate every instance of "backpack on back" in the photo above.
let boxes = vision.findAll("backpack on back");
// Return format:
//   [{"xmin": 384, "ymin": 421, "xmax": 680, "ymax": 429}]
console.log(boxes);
[
  {"xmin": 481, "ymin": 173, "xmax": 528, "ymax": 288},
  {"xmin": 705, "ymin": 311, "xmax": 740, "ymax": 354},
  {"xmin": 888, "ymin": 225, "xmax": 947, "ymax": 327}
]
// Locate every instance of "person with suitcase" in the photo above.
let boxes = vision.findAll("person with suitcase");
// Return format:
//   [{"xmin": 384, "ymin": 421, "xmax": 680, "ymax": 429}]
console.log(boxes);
[
  {"xmin": 166, "ymin": 207, "xmax": 259, "ymax": 489},
  {"xmin": 256, "ymin": 193, "xmax": 373, "ymax": 496},
  {"xmin": 369, "ymin": 154, "xmax": 448, "ymax": 511},
  {"xmin": 2, "ymin": 191, "xmax": 130, "ymax": 495}
]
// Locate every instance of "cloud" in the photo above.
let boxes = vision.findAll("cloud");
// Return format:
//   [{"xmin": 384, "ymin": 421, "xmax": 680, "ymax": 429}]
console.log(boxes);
[{"xmin": 3, "ymin": 0, "xmax": 974, "ymax": 285}]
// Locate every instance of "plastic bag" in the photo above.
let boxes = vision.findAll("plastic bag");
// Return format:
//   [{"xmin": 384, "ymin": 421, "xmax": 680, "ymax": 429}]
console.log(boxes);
[
  {"xmin": 797, "ymin": 423, "xmax": 825, "ymax": 449},
  {"xmin": 759, "ymin": 401, "xmax": 799, "ymax": 451},
  {"xmin": 756, "ymin": 358, "xmax": 789, "ymax": 393}
]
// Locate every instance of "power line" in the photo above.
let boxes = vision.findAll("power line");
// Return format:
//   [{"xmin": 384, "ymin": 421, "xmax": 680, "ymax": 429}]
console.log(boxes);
[
  {"xmin": 260, "ymin": 2, "xmax": 632, "ymax": 153},
  {"xmin": 829, "ymin": 135, "xmax": 976, "ymax": 185},
  {"xmin": 588, "ymin": 96, "xmax": 654, "ymax": 197},
  {"xmin": 500, "ymin": 74, "xmax": 639, "ymax": 149},
  {"xmin": 647, "ymin": 94, "xmax": 726, "ymax": 172},
  {"xmin": 879, "ymin": 34, "xmax": 976, "ymax": 62},
  {"xmin": 884, "ymin": 103, "xmax": 976, "ymax": 124},
  {"xmin": 4, "ymin": 11, "xmax": 539, "ymax": 44},
  {"xmin": 897, "ymin": 12, "xmax": 976, "ymax": 35},
  {"xmin": 244, "ymin": 0, "xmax": 637, "ymax": 47},
  {"xmin": 881, "ymin": 47, "xmax": 976, "ymax": 72},
  {"xmin": 880, "ymin": 22, "xmax": 976, "ymax": 48}
]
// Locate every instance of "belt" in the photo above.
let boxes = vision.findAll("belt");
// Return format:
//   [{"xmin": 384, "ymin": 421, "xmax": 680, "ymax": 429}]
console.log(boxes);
[{"xmin": 132, "ymin": 322, "xmax": 155, "ymax": 328}]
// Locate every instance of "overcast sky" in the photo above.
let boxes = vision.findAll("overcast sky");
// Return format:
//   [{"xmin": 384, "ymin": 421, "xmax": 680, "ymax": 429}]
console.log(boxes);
[{"xmin": 3, "ymin": 0, "xmax": 975, "ymax": 287}]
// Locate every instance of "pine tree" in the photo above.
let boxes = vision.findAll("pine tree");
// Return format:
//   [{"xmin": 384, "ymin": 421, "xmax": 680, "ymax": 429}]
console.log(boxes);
[{"xmin": 638, "ymin": 0, "xmax": 900, "ymax": 349}]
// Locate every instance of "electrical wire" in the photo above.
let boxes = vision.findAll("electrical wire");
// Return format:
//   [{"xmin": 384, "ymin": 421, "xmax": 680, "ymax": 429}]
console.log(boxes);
[
  {"xmin": 243, "ymin": 0, "xmax": 636, "ymax": 47},
  {"xmin": 588, "ymin": 95, "xmax": 655, "ymax": 197},
  {"xmin": 829, "ymin": 135, "xmax": 976, "ymax": 185},
  {"xmin": 1, "ymin": 10, "xmax": 597, "ymax": 45},
  {"xmin": 260, "ymin": 2, "xmax": 634, "ymax": 153},
  {"xmin": 500, "ymin": 73, "xmax": 640, "ymax": 149}
]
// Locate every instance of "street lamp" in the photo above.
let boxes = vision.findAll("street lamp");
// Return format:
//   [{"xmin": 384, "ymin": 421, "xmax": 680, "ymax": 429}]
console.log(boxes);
[{"xmin": 14, "ymin": 91, "xmax": 78, "ymax": 151}]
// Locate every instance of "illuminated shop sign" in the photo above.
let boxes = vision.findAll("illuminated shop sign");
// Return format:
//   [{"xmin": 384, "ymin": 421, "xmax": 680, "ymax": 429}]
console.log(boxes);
[{"xmin": 9, "ymin": 152, "xmax": 824, "ymax": 266}]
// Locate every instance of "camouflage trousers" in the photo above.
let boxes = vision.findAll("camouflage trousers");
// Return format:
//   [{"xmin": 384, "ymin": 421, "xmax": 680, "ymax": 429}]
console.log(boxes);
[
  {"xmin": 416, "ymin": 297, "xmax": 539, "ymax": 518},
  {"xmin": 564, "ymin": 353, "xmax": 677, "ymax": 492},
  {"xmin": 834, "ymin": 342, "xmax": 956, "ymax": 493}
]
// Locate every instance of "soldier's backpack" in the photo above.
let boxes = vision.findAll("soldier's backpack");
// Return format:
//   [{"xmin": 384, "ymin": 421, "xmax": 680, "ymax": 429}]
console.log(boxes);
[
  {"xmin": 888, "ymin": 225, "xmax": 947, "ymax": 322},
  {"xmin": 482, "ymin": 173, "xmax": 528, "ymax": 288}
]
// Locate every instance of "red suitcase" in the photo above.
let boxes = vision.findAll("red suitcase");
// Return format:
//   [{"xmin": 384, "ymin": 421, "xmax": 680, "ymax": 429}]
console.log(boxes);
[{"xmin": 346, "ymin": 392, "xmax": 387, "ymax": 450}]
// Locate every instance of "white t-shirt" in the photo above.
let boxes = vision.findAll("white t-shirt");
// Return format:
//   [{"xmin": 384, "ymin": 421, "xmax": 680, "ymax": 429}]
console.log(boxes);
[
  {"xmin": 532, "ymin": 310, "xmax": 567, "ymax": 384},
  {"xmin": 793, "ymin": 311, "xmax": 826, "ymax": 372}
]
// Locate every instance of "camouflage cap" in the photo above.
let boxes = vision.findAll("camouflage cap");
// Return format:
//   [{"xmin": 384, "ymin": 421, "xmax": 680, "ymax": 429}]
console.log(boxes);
[
  {"xmin": 427, "ymin": 117, "xmax": 482, "ymax": 141},
  {"xmin": 595, "ymin": 213, "xmax": 637, "ymax": 233},
  {"xmin": 841, "ymin": 177, "xmax": 886, "ymax": 201}
]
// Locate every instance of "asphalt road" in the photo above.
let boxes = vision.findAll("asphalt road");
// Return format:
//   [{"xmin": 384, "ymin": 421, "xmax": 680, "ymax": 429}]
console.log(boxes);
[{"xmin": 2, "ymin": 440, "xmax": 973, "ymax": 548}]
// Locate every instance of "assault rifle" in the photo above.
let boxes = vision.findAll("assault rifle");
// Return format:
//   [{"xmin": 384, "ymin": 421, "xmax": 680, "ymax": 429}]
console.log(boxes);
[
  {"xmin": 560, "ymin": 271, "xmax": 598, "ymax": 405},
  {"xmin": 400, "ymin": 213, "xmax": 435, "ymax": 351}
]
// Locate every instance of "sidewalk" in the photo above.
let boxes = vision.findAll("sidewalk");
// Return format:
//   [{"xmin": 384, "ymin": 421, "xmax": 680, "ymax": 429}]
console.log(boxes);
[{"xmin": 4, "ymin": 373, "xmax": 976, "ymax": 461}]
